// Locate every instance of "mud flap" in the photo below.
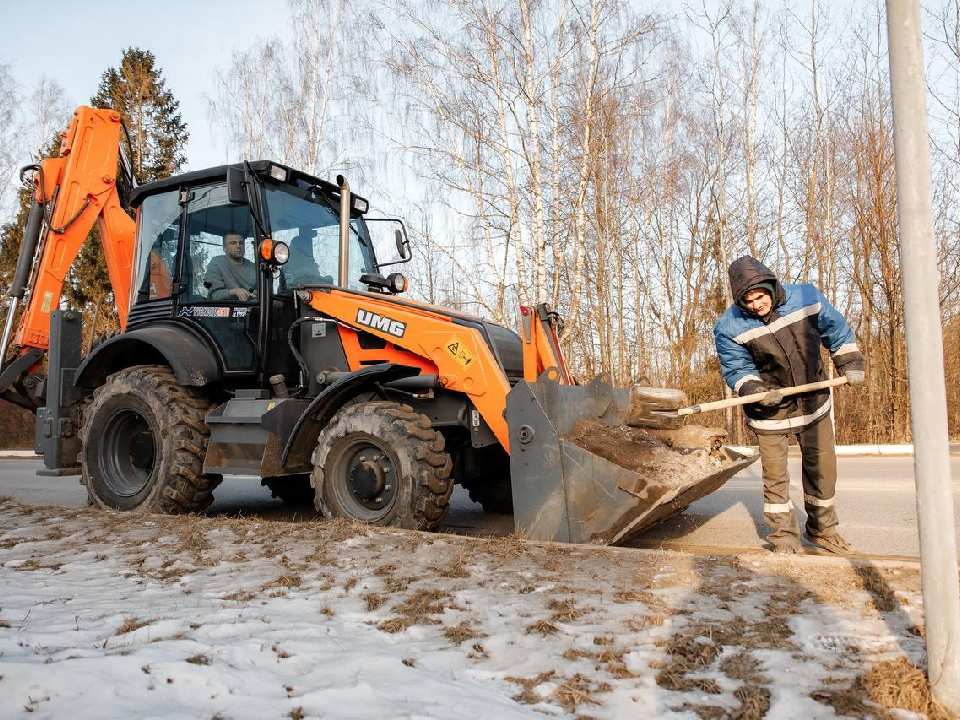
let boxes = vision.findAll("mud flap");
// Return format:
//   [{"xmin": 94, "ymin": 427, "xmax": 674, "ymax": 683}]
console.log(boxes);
[{"xmin": 506, "ymin": 374, "xmax": 758, "ymax": 545}]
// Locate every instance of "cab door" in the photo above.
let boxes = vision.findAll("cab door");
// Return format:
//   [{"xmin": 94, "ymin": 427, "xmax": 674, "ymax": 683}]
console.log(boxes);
[{"xmin": 177, "ymin": 182, "xmax": 260, "ymax": 374}]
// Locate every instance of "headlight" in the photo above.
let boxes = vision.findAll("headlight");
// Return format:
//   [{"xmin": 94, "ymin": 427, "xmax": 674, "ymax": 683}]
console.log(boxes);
[
  {"xmin": 387, "ymin": 272, "xmax": 408, "ymax": 293},
  {"xmin": 258, "ymin": 238, "xmax": 289, "ymax": 265}
]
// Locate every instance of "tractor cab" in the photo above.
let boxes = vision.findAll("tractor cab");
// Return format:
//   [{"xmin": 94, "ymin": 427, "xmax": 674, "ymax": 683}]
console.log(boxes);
[{"xmin": 127, "ymin": 162, "xmax": 396, "ymax": 383}]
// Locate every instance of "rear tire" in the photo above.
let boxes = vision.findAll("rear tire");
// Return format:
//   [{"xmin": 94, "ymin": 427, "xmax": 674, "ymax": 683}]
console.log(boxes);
[
  {"xmin": 81, "ymin": 365, "xmax": 218, "ymax": 513},
  {"xmin": 310, "ymin": 402, "xmax": 453, "ymax": 530}
]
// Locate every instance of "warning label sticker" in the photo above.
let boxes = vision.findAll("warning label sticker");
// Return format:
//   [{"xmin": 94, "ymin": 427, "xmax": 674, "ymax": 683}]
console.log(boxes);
[{"xmin": 445, "ymin": 337, "xmax": 476, "ymax": 369}]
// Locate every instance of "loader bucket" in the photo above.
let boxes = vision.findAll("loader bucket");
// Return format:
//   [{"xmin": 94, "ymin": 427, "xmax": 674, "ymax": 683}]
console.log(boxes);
[{"xmin": 505, "ymin": 374, "xmax": 758, "ymax": 545}]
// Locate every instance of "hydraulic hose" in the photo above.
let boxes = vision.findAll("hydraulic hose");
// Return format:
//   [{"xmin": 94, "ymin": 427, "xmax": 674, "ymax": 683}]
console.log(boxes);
[
  {"xmin": 287, "ymin": 316, "xmax": 323, "ymax": 396},
  {"xmin": 10, "ymin": 199, "xmax": 44, "ymax": 299}
]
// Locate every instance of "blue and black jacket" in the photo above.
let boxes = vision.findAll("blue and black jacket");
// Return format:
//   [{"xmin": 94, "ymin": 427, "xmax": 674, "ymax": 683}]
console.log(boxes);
[{"xmin": 713, "ymin": 256, "xmax": 864, "ymax": 435}]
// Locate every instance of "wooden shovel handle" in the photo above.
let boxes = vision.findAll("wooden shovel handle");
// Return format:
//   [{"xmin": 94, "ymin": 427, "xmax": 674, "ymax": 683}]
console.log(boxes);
[{"xmin": 678, "ymin": 376, "xmax": 849, "ymax": 416}]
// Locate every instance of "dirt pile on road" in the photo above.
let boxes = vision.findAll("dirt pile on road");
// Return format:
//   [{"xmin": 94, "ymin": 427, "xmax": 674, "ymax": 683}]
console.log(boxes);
[{"xmin": 565, "ymin": 418, "xmax": 726, "ymax": 488}]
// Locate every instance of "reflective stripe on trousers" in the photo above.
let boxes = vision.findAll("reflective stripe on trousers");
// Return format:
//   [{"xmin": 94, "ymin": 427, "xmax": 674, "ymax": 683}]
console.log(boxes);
[{"xmin": 756, "ymin": 416, "xmax": 840, "ymax": 543}]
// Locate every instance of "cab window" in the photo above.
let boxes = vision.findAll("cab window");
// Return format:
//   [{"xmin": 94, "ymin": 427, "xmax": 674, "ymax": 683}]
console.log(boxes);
[
  {"xmin": 132, "ymin": 190, "xmax": 180, "ymax": 305},
  {"xmin": 183, "ymin": 184, "xmax": 257, "ymax": 303}
]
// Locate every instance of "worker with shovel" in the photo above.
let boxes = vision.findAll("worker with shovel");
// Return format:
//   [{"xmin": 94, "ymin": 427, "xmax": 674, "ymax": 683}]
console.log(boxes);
[{"xmin": 713, "ymin": 256, "xmax": 865, "ymax": 555}]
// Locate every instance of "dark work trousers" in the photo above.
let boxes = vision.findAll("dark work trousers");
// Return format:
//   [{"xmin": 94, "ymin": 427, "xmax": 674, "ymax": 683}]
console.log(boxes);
[{"xmin": 755, "ymin": 416, "xmax": 840, "ymax": 546}]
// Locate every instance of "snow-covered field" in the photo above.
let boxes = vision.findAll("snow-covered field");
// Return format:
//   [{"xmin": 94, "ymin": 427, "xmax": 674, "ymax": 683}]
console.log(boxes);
[{"xmin": 0, "ymin": 498, "xmax": 936, "ymax": 719}]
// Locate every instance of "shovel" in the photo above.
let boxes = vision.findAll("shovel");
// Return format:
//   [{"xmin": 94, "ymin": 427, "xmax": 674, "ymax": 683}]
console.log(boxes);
[{"xmin": 648, "ymin": 376, "xmax": 849, "ymax": 425}]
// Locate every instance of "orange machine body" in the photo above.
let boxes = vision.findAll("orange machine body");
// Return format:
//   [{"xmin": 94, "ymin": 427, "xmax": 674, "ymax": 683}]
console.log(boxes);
[{"xmin": 309, "ymin": 290, "xmax": 571, "ymax": 453}]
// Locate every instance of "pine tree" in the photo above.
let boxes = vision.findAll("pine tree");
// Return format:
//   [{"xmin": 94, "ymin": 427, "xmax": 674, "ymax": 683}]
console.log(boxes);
[
  {"xmin": 66, "ymin": 47, "xmax": 189, "ymax": 335},
  {"xmin": 91, "ymin": 47, "xmax": 188, "ymax": 184}
]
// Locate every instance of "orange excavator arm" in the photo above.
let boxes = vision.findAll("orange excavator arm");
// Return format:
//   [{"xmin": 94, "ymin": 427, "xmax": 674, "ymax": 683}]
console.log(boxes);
[{"xmin": 4, "ymin": 106, "xmax": 135, "ymax": 355}]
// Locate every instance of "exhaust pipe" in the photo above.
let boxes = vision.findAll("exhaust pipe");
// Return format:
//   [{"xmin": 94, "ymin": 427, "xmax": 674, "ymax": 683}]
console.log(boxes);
[{"xmin": 337, "ymin": 175, "xmax": 350, "ymax": 288}]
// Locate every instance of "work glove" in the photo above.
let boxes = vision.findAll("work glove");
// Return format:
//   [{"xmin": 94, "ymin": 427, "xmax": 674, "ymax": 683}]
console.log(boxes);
[
  {"xmin": 758, "ymin": 387, "xmax": 784, "ymax": 407},
  {"xmin": 842, "ymin": 369, "xmax": 865, "ymax": 386}
]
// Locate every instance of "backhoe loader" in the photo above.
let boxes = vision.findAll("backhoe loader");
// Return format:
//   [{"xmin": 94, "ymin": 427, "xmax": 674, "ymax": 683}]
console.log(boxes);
[{"xmin": 0, "ymin": 106, "xmax": 755, "ymax": 544}]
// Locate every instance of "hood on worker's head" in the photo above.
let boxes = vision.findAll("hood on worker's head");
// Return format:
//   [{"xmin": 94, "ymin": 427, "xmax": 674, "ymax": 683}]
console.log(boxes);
[{"xmin": 728, "ymin": 256, "xmax": 786, "ymax": 312}]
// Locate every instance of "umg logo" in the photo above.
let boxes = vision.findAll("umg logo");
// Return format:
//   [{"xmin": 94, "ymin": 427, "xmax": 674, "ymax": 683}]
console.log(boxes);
[{"xmin": 356, "ymin": 309, "xmax": 407, "ymax": 338}]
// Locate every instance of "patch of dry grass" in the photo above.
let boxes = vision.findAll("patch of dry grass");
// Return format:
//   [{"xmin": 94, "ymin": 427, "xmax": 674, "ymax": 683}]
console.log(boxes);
[
  {"xmin": 720, "ymin": 650, "xmax": 762, "ymax": 681},
  {"xmin": 375, "ymin": 587, "xmax": 458, "ymax": 633},
  {"xmin": 553, "ymin": 673, "xmax": 607, "ymax": 712},
  {"xmin": 526, "ymin": 619, "xmax": 558, "ymax": 636},
  {"xmin": 596, "ymin": 646, "xmax": 635, "ymax": 678},
  {"xmin": 483, "ymin": 532, "xmax": 527, "ymax": 560},
  {"xmin": 261, "ymin": 573, "xmax": 302, "ymax": 591},
  {"xmin": 546, "ymin": 598, "xmax": 584, "ymax": 622},
  {"xmin": 9, "ymin": 557, "xmax": 63, "ymax": 572},
  {"xmin": 810, "ymin": 678, "xmax": 878, "ymax": 718},
  {"xmin": 381, "ymin": 575, "xmax": 413, "ymax": 594},
  {"xmin": 466, "ymin": 642, "xmax": 488, "ymax": 660},
  {"xmin": 614, "ymin": 589, "xmax": 671, "ymax": 615},
  {"xmin": 432, "ymin": 552, "xmax": 472, "ymax": 579},
  {"xmin": 862, "ymin": 657, "xmax": 955, "ymax": 719},
  {"xmin": 363, "ymin": 593, "xmax": 386, "ymax": 612},
  {"xmin": 506, "ymin": 670, "xmax": 556, "ymax": 705},
  {"xmin": 394, "ymin": 588, "xmax": 456, "ymax": 617},
  {"xmin": 377, "ymin": 617, "xmax": 413, "ymax": 634},
  {"xmin": 175, "ymin": 524, "xmax": 215, "ymax": 565},
  {"xmin": 115, "ymin": 616, "xmax": 151, "ymax": 635},
  {"xmin": 443, "ymin": 621, "xmax": 484, "ymax": 644},
  {"xmin": 655, "ymin": 633, "xmax": 722, "ymax": 693},
  {"xmin": 733, "ymin": 685, "xmax": 772, "ymax": 719},
  {"xmin": 325, "ymin": 516, "xmax": 367, "ymax": 542}
]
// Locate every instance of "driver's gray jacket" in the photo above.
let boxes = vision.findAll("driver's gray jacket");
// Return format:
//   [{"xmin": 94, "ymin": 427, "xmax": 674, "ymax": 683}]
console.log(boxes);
[{"xmin": 204, "ymin": 256, "xmax": 257, "ymax": 301}]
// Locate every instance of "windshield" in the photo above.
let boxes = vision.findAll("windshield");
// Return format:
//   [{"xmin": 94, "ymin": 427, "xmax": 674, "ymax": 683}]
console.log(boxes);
[{"xmin": 263, "ymin": 182, "xmax": 375, "ymax": 292}]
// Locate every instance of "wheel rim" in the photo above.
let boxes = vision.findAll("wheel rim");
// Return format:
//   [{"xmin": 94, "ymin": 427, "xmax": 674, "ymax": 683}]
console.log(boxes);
[
  {"xmin": 98, "ymin": 408, "xmax": 156, "ymax": 497},
  {"xmin": 329, "ymin": 436, "xmax": 399, "ymax": 522}
]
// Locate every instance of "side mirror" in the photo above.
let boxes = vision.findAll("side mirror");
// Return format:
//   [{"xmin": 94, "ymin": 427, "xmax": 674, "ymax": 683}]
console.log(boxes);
[
  {"xmin": 226, "ymin": 166, "xmax": 248, "ymax": 205},
  {"xmin": 364, "ymin": 217, "xmax": 412, "ymax": 268},
  {"xmin": 395, "ymin": 228, "xmax": 411, "ymax": 261}
]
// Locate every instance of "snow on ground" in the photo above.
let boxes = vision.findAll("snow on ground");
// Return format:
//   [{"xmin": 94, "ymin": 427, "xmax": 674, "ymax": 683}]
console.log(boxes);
[{"xmin": 0, "ymin": 498, "xmax": 932, "ymax": 719}]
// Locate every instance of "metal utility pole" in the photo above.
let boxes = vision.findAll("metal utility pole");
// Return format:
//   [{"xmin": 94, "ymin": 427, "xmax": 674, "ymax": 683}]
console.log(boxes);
[{"xmin": 885, "ymin": 1, "xmax": 960, "ymax": 712}]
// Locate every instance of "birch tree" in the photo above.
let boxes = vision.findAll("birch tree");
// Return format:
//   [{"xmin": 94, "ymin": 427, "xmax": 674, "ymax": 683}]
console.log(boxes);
[
  {"xmin": 381, "ymin": 0, "xmax": 657, "ymax": 338},
  {"xmin": 211, "ymin": 0, "xmax": 364, "ymax": 178}
]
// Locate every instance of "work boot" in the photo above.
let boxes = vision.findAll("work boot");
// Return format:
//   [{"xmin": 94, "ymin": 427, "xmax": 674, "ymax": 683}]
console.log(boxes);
[
  {"xmin": 803, "ymin": 531, "xmax": 856, "ymax": 556},
  {"xmin": 770, "ymin": 542, "xmax": 798, "ymax": 555}
]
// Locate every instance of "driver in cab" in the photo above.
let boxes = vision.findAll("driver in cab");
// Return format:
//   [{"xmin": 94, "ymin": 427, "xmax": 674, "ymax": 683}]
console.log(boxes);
[{"xmin": 205, "ymin": 232, "xmax": 257, "ymax": 302}]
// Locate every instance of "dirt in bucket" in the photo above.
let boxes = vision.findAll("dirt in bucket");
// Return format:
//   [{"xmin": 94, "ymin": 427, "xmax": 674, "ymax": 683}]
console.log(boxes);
[{"xmin": 564, "ymin": 419, "xmax": 727, "ymax": 488}]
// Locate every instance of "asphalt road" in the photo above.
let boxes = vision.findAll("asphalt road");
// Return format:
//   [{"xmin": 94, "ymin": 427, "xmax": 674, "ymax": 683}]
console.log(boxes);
[{"xmin": 1, "ymin": 456, "xmax": 958, "ymax": 558}]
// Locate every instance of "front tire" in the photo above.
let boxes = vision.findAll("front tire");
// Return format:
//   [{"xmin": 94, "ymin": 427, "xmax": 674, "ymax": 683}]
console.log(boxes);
[
  {"xmin": 310, "ymin": 402, "xmax": 453, "ymax": 530},
  {"xmin": 81, "ymin": 365, "xmax": 218, "ymax": 513}
]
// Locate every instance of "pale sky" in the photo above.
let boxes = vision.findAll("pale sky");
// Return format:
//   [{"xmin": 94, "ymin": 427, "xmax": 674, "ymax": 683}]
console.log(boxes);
[{"xmin": 1, "ymin": 0, "xmax": 292, "ymax": 171}]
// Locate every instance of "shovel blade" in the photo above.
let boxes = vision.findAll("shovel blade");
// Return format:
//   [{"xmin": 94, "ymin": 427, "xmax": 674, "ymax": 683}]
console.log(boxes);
[{"xmin": 505, "ymin": 374, "xmax": 757, "ymax": 545}]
